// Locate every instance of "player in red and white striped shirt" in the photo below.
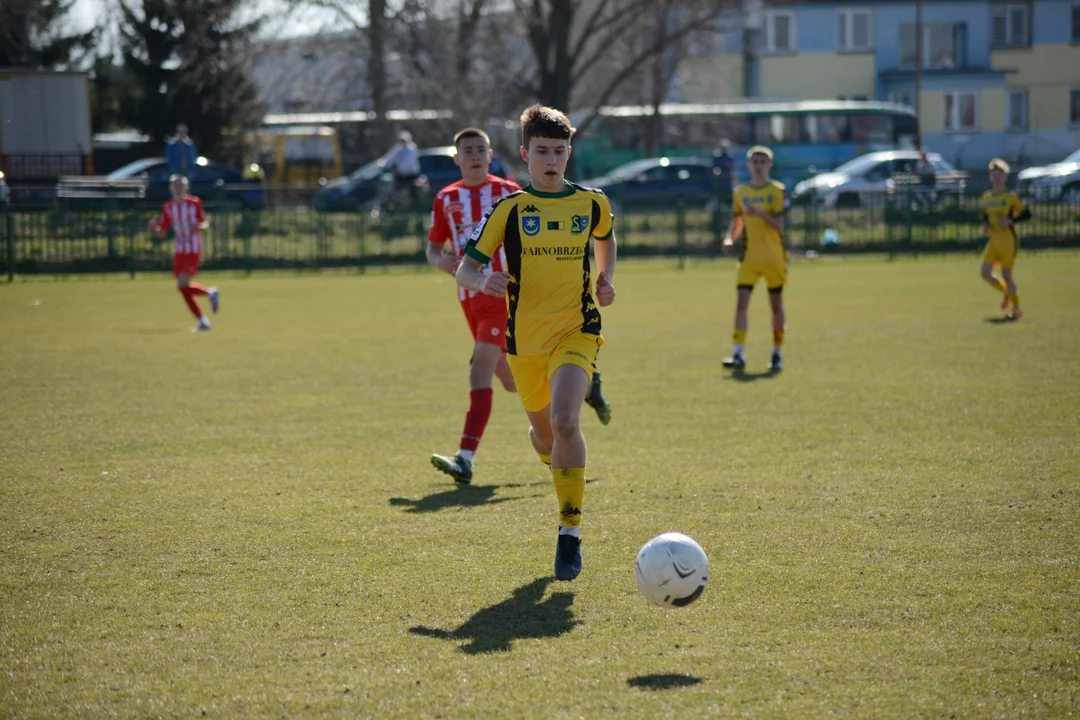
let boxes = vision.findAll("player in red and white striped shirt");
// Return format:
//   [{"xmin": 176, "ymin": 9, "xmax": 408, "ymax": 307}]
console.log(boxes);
[
  {"xmin": 149, "ymin": 175, "xmax": 219, "ymax": 331},
  {"xmin": 426, "ymin": 128, "xmax": 523, "ymax": 483}
]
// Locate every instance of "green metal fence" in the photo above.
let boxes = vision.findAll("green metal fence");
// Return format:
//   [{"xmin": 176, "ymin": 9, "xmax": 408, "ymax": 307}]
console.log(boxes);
[{"xmin": 2, "ymin": 191, "xmax": 1078, "ymax": 280}]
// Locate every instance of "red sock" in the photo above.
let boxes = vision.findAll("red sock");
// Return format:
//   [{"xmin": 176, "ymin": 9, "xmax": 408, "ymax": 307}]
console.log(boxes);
[
  {"xmin": 188, "ymin": 282, "xmax": 209, "ymax": 295},
  {"xmin": 180, "ymin": 287, "xmax": 203, "ymax": 319},
  {"xmin": 460, "ymin": 388, "xmax": 493, "ymax": 453}
]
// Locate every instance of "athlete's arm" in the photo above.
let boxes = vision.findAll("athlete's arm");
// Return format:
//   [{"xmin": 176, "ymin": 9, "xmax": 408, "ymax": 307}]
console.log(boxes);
[
  {"xmin": 426, "ymin": 241, "xmax": 459, "ymax": 274},
  {"xmin": 593, "ymin": 235, "xmax": 617, "ymax": 307},
  {"xmin": 722, "ymin": 217, "xmax": 744, "ymax": 255},
  {"xmin": 1012, "ymin": 198, "xmax": 1032, "ymax": 223},
  {"xmin": 752, "ymin": 208, "xmax": 785, "ymax": 233},
  {"xmin": 456, "ymin": 256, "xmax": 509, "ymax": 297}
]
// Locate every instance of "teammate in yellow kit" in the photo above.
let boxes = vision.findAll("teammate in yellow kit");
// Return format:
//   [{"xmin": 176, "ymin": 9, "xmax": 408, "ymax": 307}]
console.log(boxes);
[
  {"xmin": 979, "ymin": 158, "xmax": 1030, "ymax": 320},
  {"xmin": 456, "ymin": 104, "xmax": 617, "ymax": 581},
  {"xmin": 721, "ymin": 145, "xmax": 789, "ymax": 371}
]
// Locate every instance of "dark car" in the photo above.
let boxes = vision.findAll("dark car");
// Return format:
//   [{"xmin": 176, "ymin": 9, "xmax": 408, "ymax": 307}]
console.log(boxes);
[
  {"xmin": 580, "ymin": 157, "xmax": 720, "ymax": 212},
  {"xmin": 313, "ymin": 146, "xmax": 512, "ymax": 212},
  {"xmin": 103, "ymin": 157, "xmax": 265, "ymax": 208}
]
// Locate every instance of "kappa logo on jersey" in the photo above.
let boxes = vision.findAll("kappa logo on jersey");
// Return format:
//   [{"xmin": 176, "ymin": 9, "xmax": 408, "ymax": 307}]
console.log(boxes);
[
  {"xmin": 522, "ymin": 215, "xmax": 541, "ymax": 236},
  {"xmin": 571, "ymin": 215, "xmax": 589, "ymax": 234},
  {"xmin": 523, "ymin": 204, "xmax": 539, "ymax": 213}
]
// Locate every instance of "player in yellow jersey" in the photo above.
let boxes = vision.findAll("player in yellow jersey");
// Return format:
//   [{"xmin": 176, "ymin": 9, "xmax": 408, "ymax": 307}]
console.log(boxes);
[
  {"xmin": 721, "ymin": 145, "xmax": 789, "ymax": 372},
  {"xmin": 456, "ymin": 104, "xmax": 617, "ymax": 581},
  {"xmin": 979, "ymin": 158, "xmax": 1030, "ymax": 320}
]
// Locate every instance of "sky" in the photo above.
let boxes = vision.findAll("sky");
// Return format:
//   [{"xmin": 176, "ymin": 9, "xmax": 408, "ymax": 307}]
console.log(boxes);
[{"xmin": 70, "ymin": 0, "xmax": 343, "ymax": 43}]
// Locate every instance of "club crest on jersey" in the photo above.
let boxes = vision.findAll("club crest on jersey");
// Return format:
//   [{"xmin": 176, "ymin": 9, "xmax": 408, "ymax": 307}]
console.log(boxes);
[
  {"xmin": 522, "ymin": 215, "xmax": 541, "ymax": 236},
  {"xmin": 571, "ymin": 215, "xmax": 589, "ymax": 234}
]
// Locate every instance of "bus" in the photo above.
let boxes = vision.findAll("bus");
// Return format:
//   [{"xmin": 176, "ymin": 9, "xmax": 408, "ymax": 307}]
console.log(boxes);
[
  {"xmin": 246, "ymin": 125, "xmax": 343, "ymax": 187},
  {"xmin": 569, "ymin": 100, "xmax": 919, "ymax": 187}
]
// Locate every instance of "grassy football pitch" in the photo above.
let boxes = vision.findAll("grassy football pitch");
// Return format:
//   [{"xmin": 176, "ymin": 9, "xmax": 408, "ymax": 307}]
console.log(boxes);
[{"xmin": 2, "ymin": 253, "xmax": 1078, "ymax": 718}]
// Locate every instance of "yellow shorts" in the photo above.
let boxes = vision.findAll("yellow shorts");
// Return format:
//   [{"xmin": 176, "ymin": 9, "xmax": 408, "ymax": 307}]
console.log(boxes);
[
  {"xmin": 737, "ymin": 260, "xmax": 787, "ymax": 290},
  {"xmin": 508, "ymin": 333, "xmax": 603, "ymax": 413},
  {"xmin": 980, "ymin": 239, "xmax": 1018, "ymax": 269}
]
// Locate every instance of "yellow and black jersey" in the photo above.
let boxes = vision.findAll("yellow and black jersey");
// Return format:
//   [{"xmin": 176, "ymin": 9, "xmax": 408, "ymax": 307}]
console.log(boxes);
[
  {"xmin": 464, "ymin": 182, "xmax": 614, "ymax": 356},
  {"xmin": 734, "ymin": 180, "xmax": 788, "ymax": 265},
  {"xmin": 980, "ymin": 189, "xmax": 1030, "ymax": 246}
]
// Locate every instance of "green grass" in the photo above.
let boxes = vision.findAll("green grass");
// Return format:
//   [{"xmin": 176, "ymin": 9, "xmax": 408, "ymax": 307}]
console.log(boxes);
[{"xmin": 2, "ymin": 253, "xmax": 1079, "ymax": 718}]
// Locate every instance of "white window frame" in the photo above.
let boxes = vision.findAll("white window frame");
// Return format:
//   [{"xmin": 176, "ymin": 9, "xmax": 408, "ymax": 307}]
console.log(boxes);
[
  {"xmin": 900, "ymin": 23, "xmax": 962, "ymax": 69},
  {"xmin": 943, "ymin": 90, "xmax": 979, "ymax": 132},
  {"xmin": 1006, "ymin": 89, "xmax": 1028, "ymax": 131},
  {"xmin": 991, "ymin": 3, "xmax": 1031, "ymax": 48},
  {"xmin": 764, "ymin": 10, "xmax": 797, "ymax": 53},
  {"xmin": 837, "ymin": 8, "xmax": 874, "ymax": 52}
]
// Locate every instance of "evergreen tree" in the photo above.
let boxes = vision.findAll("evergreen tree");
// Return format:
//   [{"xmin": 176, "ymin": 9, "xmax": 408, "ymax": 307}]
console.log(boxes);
[
  {"xmin": 0, "ymin": 0, "xmax": 97, "ymax": 69},
  {"xmin": 117, "ymin": 0, "xmax": 265, "ymax": 161}
]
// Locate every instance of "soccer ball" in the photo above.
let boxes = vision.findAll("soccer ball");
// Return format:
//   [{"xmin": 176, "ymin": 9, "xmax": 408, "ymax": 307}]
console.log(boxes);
[{"xmin": 634, "ymin": 532, "xmax": 710, "ymax": 608}]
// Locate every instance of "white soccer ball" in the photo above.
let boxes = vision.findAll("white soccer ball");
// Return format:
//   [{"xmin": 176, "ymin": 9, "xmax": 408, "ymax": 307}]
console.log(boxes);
[{"xmin": 634, "ymin": 532, "xmax": 710, "ymax": 609}]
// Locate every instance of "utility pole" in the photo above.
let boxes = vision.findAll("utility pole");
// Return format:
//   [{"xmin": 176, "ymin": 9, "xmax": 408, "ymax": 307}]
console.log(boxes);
[{"xmin": 914, "ymin": 0, "xmax": 923, "ymax": 149}]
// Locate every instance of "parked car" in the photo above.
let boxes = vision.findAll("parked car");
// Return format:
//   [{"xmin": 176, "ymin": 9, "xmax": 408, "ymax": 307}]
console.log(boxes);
[
  {"xmin": 1017, "ymin": 149, "xmax": 1080, "ymax": 201},
  {"xmin": 791, "ymin": 150, "xmax": 965, "ymax": 208},
  {"xmin": 313, "ymin": 146, "xmax": 512, "ymax": 212},
  {"xmin": 580, "ymin": 157, "xmax": 719, "ymax": 212},
  {"xmin": 104, "ymin": 156, "xmax": 265, "ymax": 208}
]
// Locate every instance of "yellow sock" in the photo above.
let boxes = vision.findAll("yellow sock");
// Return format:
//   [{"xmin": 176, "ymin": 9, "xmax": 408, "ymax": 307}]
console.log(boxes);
[
  {"xmin": 992, "ymin": 278, "xmax": 1007, "ymax": 292},
  {"xmin": 552, "ymin": 467, "xmax": 585, "ymax": 528},
  {"xmin": 733, "ymin": 329, "xmax": 747, "ymax": 346},
  {"xmin": 772, "ymin": 329, "xmax": 785, "ymax": 347},
  {"xmin": 1009, "ymin": 293, "xmax": 1019, "ymax": 308},
  {"xmin": 538, "ymin": 452, "xmax": 552, "ymax": 466}
]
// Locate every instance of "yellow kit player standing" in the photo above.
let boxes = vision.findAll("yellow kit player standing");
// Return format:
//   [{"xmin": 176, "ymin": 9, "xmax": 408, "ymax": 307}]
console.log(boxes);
[
  {"xmin": 722, "ymin": 145, "xmax": 788, "ymax": 371},
  {"xmin": 456, "ymin": 104, "xmax": 617, "ymax": 581},
  {"xmin": 979, "ymin": 158, "xmax": 1030, "ymax": 320}
]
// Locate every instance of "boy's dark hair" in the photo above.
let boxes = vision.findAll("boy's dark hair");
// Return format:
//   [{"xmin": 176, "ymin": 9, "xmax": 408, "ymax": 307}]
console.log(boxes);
[
  {"xmin": 454, "ymin": 127, "xmax": 490, "ymax": 147},
  {"xmin": 520, "ymin": 104, "xmax": 574, "ymax": 147}
]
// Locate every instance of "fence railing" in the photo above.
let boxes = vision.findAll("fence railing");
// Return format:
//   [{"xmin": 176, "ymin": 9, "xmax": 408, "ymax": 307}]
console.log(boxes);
[{"xmin": 2, "ymin": 189, "xmax": 1078, "ymax": 280}]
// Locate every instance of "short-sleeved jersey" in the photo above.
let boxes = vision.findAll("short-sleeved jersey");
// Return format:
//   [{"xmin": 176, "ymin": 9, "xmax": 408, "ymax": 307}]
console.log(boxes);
[
  {"xmin": 157, "ymin": 196, "xmax": 205, "ymax": 254},
  {"xmin": 464, "ymin": 182, "xmax": 614, "ymax": 356},
  {"xmin": 733, "ymin": 181, "xmax": 788, "ymax": 265},
  {"xmin": 980, "ymin": 190, "xmax": 1028, "ymax": 246},
  {"xmin": 429, "ymin": 175, "xmax": 521, "ymax": 302}
]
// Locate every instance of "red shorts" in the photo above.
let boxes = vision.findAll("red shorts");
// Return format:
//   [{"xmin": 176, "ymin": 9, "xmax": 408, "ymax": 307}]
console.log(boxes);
[
  {"xmin": 462, "ymin": 293, "xmax": 508, "ymax": 349},
  {"xmin": 173, "ymin": 252, "xmax": 201, "ymax": 277}
]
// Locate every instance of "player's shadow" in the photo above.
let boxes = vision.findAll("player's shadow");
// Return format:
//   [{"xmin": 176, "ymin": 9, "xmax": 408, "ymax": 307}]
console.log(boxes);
[
  {"xmin": 409, "ymin": 577, "xmax": 578, "ymax": 654},
  {"xmin": 627, "ymin": 673, "xmax": 703, "ymax": 691},
  {"xmin": 726, "ymin": 369, "xmax": 779, "ymax": 383},
  {"xmin": 984, "ymin": 316, "xmax": 1021, "ymax": 325},
  {"xmin": 389, "ymin": 482, "xmax": 538, "ymax": 514}
]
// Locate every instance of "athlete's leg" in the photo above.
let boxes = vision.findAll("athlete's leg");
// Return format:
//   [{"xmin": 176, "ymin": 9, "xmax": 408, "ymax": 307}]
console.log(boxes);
[
  {"xmin": 549, "ymin": 363, "xmax": 590, "ymax": 469},
  {"xmin": 547, "ymin": 363, "xmax": 590, "ymax": 581},
  {"xmin": 494, "ymin": 352, "xmax": 517, "ymax": 392},
  {"xmin": 981, "ymin": 261, "xmax": 1007, "ymax": 293},
  {"xmin": 724, "ymin": 286, "xmax": 753, "ymax": 368},
  {"xmin": 176, "ymin": 272, "xmax": 203, "ymax": 319},
  {"xmin": 768, "ymin": 287, "xmax": 785, "ymax": 370},
  {"xmin": 469, "ymin": 341, "xmax": 502, "ymax": 390},
  {"xmin": 1002, "ymin": 266, "xmax": 1021, "ymax": 316}
]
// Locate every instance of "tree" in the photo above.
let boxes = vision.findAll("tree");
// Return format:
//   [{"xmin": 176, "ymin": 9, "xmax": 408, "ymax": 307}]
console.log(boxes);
[
  {"xmin": 0, "ymin": 0, "xmax": 97, "ymax": 69},
  {"xmin": 117, "ymin": 0, "xmax": 265, "ymax": 161},
  {"xmin": 513, "ymin": 0, "xmax": 729, "ymax": 132}
]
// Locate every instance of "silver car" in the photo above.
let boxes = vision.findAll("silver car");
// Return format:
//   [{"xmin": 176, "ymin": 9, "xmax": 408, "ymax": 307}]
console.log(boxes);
[
  {"xmin": 1016, "ymin": 149, "xmax": 1080, "ymax": 201},
  {"xmin": 792, "ymin": 150, "xmax": 963, "ymax": 208}
]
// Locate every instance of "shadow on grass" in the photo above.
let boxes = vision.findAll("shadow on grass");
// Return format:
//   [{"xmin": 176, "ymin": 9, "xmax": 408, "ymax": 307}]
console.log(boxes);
[
  {"xmin": 410, "ymin": 577, "xmax": 578, "ymax": 654},
  {"xmin": 627, "ymin": 673, "xmax": 703, "ymax": 691},
  {"xmin": 389, "ymin": 482, "xmax": 538, "ymax": 514},
  {"xmin": 984, "ymin": 315, "xmax": 1021, "ymax": 325},
  {"xmin": 725, "ymin": 369, "xmax": 779, "ymax": 383}
]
